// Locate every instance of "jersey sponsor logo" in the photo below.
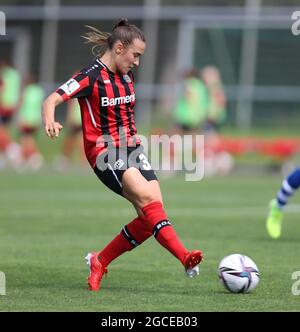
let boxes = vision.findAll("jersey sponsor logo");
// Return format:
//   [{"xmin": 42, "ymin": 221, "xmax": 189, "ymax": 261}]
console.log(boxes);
[
  {"xmin": 101, "ymin": 94, "xmax": 135, "ymax": 106},
  {"xmin": 104, "ymin": 79, "xmax": 110, "ymax": 84},
  {"xmin": 123, "ymin": 74, "xmax": 131, "ymax": 83},
  {"xmin": 60, "ymin": 79, "xmax": 80, "ymax": 96}
]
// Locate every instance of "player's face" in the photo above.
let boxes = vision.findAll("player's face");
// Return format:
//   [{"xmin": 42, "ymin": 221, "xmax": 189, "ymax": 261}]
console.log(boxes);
[{"xmin": 115, "ymin": 38, "xmax": 146, "ymax": 74}]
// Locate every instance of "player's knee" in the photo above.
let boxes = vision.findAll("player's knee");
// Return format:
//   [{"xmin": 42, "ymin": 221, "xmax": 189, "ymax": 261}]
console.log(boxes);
[
  {"xmin": 140, "ymin": 194, "xmax": 157, "ymax": 207},
  {"xmin": 135, "ymin": 191, "xmax": 158, "ymax": 208}
]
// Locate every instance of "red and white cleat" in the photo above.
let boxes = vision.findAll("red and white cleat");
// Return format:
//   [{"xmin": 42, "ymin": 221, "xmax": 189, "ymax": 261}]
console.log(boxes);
[
  {"xmin": 184, "ymin": 250, "xmax": 203, "ymax": 278},
  {"xmin": 85, "ymin": 252, "xmax": 107, "ymax": 291}
]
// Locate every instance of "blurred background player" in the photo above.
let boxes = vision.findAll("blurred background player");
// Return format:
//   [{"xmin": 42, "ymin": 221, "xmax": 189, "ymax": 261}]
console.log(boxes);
[
  {"xmin": 53, "ymin": 98, "xmax": 85, "ymax": 171},
  {"xmin": 266, "ymin": 167, "xmax": 300, "ymax": 239},
  {"xmin": 174, "ymin": 68, "xmax": 208, "ymax": 136},
  {"xmin": 167, "ymin": 69, "xmax": 208, "ymax": 173},
  {"xmin": 201, "ymin": 65, "xmax": 226, "ymax": 133},
  {"xmin": 201, "ymin": 65, "xmax": 233, "ymax": 177},
  {"xmin": 0, "ymin": 60, "xmax": 22, "ymax": 169},
  {"xmin": 17, "ymin": 74, "xmax": 44, "ymax": 171}
]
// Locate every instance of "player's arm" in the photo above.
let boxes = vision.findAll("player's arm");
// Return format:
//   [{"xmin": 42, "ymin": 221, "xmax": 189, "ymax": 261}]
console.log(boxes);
[
  {"xmin": 42, "ymin": 92, "xmax": 64, "ymax": 138},
  {"xmin": 42, "ymin": 69, "xmax": 94, "ymax": 139}
]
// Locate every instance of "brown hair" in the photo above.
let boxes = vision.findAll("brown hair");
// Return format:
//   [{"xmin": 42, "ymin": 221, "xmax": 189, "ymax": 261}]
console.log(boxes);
[{"xmin": 82, "ymin": 18, "xmax": 145, "ymax": 58}]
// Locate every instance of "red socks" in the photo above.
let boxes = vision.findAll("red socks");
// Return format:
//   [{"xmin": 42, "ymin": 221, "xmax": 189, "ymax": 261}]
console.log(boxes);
[
  {"xmin": 98, "ymin": 216, "xmax": 152, "ymax": 267},
  {"xmin": 142, "ymin": 201, "xmax": 188, "ymax": 264},
  {"xmin": 98, "ymin": 201, "xmax": 188, "ymax": 267}
]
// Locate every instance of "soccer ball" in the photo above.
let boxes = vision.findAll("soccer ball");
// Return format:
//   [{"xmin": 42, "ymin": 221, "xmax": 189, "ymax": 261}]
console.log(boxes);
[{"xmin": 218, "ymin": 254, "xmax": 260, "ymax": 293}]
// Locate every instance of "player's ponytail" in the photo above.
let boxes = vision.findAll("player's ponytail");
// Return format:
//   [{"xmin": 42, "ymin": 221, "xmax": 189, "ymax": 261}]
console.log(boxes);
[
  {"xmin": 83, "ymin": 18, "xmax": 145, "ymax": 58},
  {"xmin": 82, "ymin": 25, "xmax": 111, "ymax": 57}
]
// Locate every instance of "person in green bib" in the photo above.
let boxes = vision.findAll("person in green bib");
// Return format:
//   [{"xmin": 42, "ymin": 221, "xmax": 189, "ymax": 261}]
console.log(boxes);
[
  {"xmin": 0, "ymin": 61, "xmax": 21, "ymax": 159},
  {"xmin": 174, "ymin": 69, "xmax": 208, "ymax": 134},
  {"xmin": 167, "ymin": 69, "xmax": 208, "ymax": 174},
  {"xmin": 201, "ymin": 66, "xmax": 233, "ymax": 176},
  {"xmin": 201, "ymin": 66, "xmax": 226, "ymax": 133},
  {"xmin": 18, "ymin": 75, "xmax": 45, "ymax": 170}
]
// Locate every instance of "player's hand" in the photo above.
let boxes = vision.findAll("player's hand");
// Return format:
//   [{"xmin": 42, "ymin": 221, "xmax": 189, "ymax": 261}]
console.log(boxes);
[{"xmin": 44, "ymin": 121, "xmax": 63, "ymax": 138}]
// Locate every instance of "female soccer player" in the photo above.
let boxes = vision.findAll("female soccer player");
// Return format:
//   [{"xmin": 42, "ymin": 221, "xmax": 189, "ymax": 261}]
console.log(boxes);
[{"xmin": 42, "ymin": 18, "xmax": 203, "ymax": 291}]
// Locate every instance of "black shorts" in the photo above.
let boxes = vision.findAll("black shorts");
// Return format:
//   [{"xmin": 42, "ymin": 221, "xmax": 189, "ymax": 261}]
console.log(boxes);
[
  {"xmin": 176, "ymin": 123, "xmax": 199, "ymax": 133},
  {"xmin": 94, "ymin": 145, "xmax": 157, "ymax": 196},
  {"xmin": 19, "ymin": 124, "xmax": 39, "ymax": 136},
  {"xmin": 0, "ymin": 111, "xmax": 15, "ymax": 125}
]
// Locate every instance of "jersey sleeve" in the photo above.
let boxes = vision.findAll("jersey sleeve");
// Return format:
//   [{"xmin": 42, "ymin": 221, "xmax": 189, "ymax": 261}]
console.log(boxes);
[{"xmin": 56, "ymin": 71, "xmax": 94, "ymax": 101}]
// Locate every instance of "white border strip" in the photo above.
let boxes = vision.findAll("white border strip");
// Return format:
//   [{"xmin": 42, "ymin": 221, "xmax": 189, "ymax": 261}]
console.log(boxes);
[
  {"xmin": 84, "ymin": 97, "xmax": 97, "ymax": 128},
  {"xmin": 107, "ymin": 163, "xmax": 122, "ymax": 188}
]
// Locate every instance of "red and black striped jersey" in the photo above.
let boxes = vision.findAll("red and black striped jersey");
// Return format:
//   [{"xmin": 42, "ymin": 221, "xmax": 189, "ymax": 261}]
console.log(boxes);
[{"xmin": 56, "ymin": 59, "xmax": 140, "ymax": 167}]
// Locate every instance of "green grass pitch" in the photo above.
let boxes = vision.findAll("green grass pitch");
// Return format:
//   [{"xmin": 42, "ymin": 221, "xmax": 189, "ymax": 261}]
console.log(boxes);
[{"xmin": 1, "ymin": 170, "xmax": 300, "ymax": 311}]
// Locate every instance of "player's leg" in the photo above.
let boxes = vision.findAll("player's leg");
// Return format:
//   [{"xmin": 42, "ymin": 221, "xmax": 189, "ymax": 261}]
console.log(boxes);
[
  {"xmin": 53, "ymin": 126, "xmax": 80, "ymax": 171},
  {"xmin": 96, "ymin": 215, "xmax": 152, "ymax": 267},
  {"xmin": 0, "ymin": 121, "xmax": 11, "ymax": 170},
  {"xmin": 86, "ymin": 147, "xmax": 202, "ymax": 291},
  {"xmin": 0, "ymin": 111, "xmax": 14, "ymax": 152},
  {"xmin": 86, "ymin": 158, "xmax": 153, "ymax": 291},
  {"xmin": 0, "ymin": 111, "xmax": 23, "ymax": 169},
  {"xmin": 122, "ymin": 168, "xmax": 203, "ymax": 275},
  {"xmin": 276, "ymin": 168, "xmax": 300, "ymax": 208},
  {"xmin": 62, "ymin": 126, "xmax": 82, "ymax": 159},
  {"xmin": 0, "ymin": 124, "xmax": 11, "ymax": 152},
  {"xmin": 266, "ymin": 167, "xmax": 300, "ymax": 238},
  {"xmin": 85, "ymin": 214, "xmax": 152, "ymax": 291},
  {"xmin": 76, "ymin": 131, "xmax": 86, "ymax": 165},
  {"xmin": 19, "ymin": 126, "xmax": 43, "ymax": 171}
]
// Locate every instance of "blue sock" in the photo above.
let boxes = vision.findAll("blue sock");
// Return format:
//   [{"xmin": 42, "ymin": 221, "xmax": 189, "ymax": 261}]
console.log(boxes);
[{"xmin": 276, "ymin": 168, "xmax": 300, "ymax": 209}]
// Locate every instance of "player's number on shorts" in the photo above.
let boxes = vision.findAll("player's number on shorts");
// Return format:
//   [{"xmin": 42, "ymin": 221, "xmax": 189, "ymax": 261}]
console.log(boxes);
[{"xmin": 139, "ymin": 153, "xmax": 152, "ymax": 170}]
